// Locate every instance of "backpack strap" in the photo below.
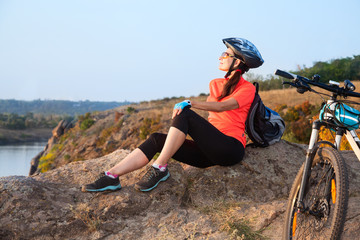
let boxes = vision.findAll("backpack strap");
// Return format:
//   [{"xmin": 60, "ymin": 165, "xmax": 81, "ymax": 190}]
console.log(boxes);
[{"xmin": 253, "ymin": 81, "xmax": 259, "ymax": 94}]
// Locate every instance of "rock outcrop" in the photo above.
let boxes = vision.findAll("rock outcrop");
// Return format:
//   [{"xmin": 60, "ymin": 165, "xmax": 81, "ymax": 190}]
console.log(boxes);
[
  {"xmin": 1, "ymin": 141, "xmax": 360, "ymax": 239},
  {"xmin": 29, "ymin": 120, "xmax": 74, "ymax": 175}
]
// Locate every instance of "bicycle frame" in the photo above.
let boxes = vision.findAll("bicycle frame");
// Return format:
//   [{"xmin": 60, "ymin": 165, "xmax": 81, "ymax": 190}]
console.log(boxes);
[
  {"xmin": 345, "ymin": 130, "xmax": 360, "ymax": 160},
  {"xmin": 296, "ymin": 99, "xmax": 360, "ymax": 211}
]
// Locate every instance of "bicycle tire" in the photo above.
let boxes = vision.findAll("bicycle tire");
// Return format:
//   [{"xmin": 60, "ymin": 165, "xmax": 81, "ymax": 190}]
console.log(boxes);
[{"xmin": 283, "ymin": 147, "xmax": 348, "ymax": 240}]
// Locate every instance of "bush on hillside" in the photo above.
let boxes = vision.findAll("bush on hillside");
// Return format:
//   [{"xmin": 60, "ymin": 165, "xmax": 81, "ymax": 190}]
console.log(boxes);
[
  {"xmin": 126, "ymin": 107, "xmax": 136, "ymax": 114},
  {"xmin": 79, "ymin": 113, "xmax": 95, "ymax": 131},
  {"xmin": 279, "ymin": 101, "xmax": 317, "ymax": 143}
]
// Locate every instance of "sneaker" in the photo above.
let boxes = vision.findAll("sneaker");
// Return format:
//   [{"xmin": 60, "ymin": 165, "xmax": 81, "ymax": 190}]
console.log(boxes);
[
  {"xmin": 81, "ymin": 172, "xmax": 122, "ymax": 192},
  {"xmin": 135, "ymin": 166, "xmax": 170, "ymax": 192}
]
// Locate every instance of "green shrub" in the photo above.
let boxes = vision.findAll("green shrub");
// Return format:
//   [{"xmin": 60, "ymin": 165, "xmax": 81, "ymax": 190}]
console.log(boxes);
[
  {"xmin": 78, "ymin": 112, "xmax": 95, "ymax": 131},
  {"xmin": 64, "ymin": 154, "xmax": 71, "ymax": 161},
  {"xmin": 126, "ymin": 107, "xmax": 136, "ymax": 114},
  {"xmin": 80, "ymin": 118, "xmax": 95, "ymax": 131}
]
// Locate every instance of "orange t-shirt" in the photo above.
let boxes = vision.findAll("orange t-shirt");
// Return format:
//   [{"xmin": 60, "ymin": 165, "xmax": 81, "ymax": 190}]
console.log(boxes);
[{"xmin": 207, "ymin": 77, "xmax": 255, "ymax": 147}]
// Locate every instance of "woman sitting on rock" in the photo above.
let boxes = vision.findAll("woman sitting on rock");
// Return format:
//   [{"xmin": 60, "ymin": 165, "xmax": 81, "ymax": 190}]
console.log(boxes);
[{"xmin": 82, "ymin": 38, "xmax": 264, "ymax": 192}]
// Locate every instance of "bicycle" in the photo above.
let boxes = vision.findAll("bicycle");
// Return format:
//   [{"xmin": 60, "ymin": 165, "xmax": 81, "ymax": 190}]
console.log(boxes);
[{"xmin": 274, "ymin": 69, "xmax": 360, "ymax": 240}]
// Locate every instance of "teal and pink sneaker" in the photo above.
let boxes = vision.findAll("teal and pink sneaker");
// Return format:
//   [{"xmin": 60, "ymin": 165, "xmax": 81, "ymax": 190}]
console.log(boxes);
[
  {"xmin": 135, "ymin": 166, "xmax": 170, "ymax": 192},
  {"xmin": 82, "ymin": 172, "xmax": 121, "ymax": 192}
]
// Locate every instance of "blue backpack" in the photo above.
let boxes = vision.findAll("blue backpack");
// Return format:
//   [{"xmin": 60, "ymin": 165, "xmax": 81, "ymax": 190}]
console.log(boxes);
[{"xmin": 245, "ymin": 82, "xmax": 285, "ymax": 147}]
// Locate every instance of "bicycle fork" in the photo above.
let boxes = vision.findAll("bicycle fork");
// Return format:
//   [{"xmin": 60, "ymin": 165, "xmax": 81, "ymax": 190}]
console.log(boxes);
[{"xmin": 296, "ymin": 120, "xmax": 342, "ymax": 213}]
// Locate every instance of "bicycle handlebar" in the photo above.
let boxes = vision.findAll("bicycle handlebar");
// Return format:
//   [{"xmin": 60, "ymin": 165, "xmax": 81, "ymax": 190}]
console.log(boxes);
[
  {"xmin": 274, "ymin": 69, "xmax": 297, "ymax": 80},
  {"xmin": 275, "ymin": 69, "xmax": 360, "ymax": 98}
]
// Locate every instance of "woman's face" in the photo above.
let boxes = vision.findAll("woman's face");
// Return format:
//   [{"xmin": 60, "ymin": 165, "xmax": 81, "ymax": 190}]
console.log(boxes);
[{"xmin": 218, "ymin": 48, "xmax": 238, "ymax": 72}]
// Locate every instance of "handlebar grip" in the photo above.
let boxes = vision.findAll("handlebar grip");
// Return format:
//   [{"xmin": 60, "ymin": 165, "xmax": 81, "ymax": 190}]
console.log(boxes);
[{"xmin": 275, "ymin": 69, "xmax": 297, "ymax": 80}]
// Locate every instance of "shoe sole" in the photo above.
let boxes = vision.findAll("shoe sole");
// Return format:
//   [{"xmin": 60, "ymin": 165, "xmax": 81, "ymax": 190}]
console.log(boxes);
[
  {"xmin": 136, "ymin": 172, "xmax": 170, "ymax": 192},
  {"xmin": 82, "ymin": 184, "xmax": 122, "ymax": 192}
]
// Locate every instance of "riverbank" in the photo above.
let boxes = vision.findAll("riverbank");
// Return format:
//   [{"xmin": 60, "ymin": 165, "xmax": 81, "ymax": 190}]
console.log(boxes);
[
  {"xmin": 0, "ymin": 142, "xmax": 47, "ymax": 177},
  {"xmin": 0, "ymin": 128, "xmax": 52, "ymax": 145}
]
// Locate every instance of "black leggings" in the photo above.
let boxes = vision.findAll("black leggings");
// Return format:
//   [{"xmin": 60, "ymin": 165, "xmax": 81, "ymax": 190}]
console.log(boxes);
[{"xmin": 138, "ymin": 108, "xmax": 245, "ymax": 168}]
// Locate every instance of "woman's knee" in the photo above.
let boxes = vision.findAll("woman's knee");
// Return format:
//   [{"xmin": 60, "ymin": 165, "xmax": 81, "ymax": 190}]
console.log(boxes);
[
  {"xmin": 172, "ymin": 107, "xmax": 193, "ymax": 121},
  {"xmin": 138, "ymin": 132, "xmax": 167, "ymax": 160},
  {"xmin": 171, "ymin": 108, "xmax": 194, "ymax": 133},
  {"xmin": 148, "ymin": 132, "xmax": 166, "ymax": 145}
]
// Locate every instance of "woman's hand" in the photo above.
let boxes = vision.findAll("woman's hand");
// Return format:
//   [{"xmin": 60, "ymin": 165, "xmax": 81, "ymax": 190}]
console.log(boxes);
[{"xmin": 172, "ymin": 100, "xmax": 191, "ymax": 119}]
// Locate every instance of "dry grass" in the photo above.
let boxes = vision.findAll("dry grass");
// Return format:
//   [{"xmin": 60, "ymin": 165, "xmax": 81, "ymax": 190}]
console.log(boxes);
[
  {"xmin": 69, "ymin": 203, "xmax": 101, "ymax": 232},
  {"xmin": 259, "ymin": 80, "xmax": 360, "ymax": 109},
  {"xmin": 197, "ymin": 200, "xmax": 269, "ymax": 240}
]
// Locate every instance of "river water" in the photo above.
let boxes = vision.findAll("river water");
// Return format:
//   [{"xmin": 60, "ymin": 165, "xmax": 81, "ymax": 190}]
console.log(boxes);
[{"xmin": 0, "ymin": 142, "xmax": 47, "ymax": 177}]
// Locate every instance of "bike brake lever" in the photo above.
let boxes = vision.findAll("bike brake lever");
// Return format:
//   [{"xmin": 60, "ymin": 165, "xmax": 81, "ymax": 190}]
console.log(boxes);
[
  {"xmin": 299, "ymin": 80, "xmax": 311, "ymax": 90},
  {"xmin": 283, "ymin": 81, "xmax": 296, "ymax": 87},
  {"xmin": 296, "ymin": 81, "xmax": 311, "ymax": 94}
]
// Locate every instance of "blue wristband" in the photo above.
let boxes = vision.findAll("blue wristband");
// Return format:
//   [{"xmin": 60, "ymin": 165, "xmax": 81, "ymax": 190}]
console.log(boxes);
[{"xmin": 174, "ymin": 100, "xmax": 191, "ymax": 110}]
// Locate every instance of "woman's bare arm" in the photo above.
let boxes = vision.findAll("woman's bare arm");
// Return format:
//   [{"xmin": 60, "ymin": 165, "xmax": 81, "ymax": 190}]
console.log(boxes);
[
  {"xmin": 172, "ymin": 98, "xmax": 239, "ymax": 119},
  {"xmin": 192, "ymin": 98, "xmax": 238, "ymax": 112}
]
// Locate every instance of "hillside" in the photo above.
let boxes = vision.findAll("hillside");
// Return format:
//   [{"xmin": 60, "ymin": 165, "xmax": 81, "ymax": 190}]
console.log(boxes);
[
  {"xmin": 1, "ymin": 141, "xmax": 360, "ymax": 239},
  {"xmin": 29, "ymin": 96, "xmax": 209, "ymax": 174}
]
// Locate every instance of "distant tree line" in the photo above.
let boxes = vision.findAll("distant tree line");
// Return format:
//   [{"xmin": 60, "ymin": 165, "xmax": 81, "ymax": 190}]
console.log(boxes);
[
  {"xmin": 294, "ymin": 55, "xmax": 360, "ymax": 82},
  {"xmin": 246, "ymin": 55, "xmax": 360, "ymax": 91},
  {"xmin": 0, "ymin": 99, "xmax": 132, "ymax": 115},
  {"xmin": 0, "ymin": 112, "xmax": 73, "ymax": 130}
]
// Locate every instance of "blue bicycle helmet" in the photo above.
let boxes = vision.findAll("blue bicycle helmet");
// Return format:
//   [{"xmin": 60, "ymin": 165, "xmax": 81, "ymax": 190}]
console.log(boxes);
[{"xmin": 223, "ymin": 38, "xmax": 264, "ymax": 69}]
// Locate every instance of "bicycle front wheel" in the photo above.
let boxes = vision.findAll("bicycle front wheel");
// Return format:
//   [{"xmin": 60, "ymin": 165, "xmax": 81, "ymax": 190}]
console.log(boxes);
[{"xmin": 283, "ymin": 147, "xmax": 348, "ymax": 240}]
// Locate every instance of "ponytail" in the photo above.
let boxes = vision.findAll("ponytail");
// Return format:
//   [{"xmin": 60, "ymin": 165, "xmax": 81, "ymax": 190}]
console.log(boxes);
[{"xmin": 217, "ymin": 63, "xmax": 249, "ymax": 101}]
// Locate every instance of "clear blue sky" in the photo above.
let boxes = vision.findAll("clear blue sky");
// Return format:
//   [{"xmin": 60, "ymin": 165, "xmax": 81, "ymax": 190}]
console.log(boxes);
[{"xmin": 0, "ymin": 0, "xmax": 359, "ymax": 102}]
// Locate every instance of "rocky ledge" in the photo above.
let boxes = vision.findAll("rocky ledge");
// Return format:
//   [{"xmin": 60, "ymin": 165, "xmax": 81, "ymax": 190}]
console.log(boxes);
[{"xmin": 1, "ymin": 140, "xmax": 360, "ymax": 239}]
